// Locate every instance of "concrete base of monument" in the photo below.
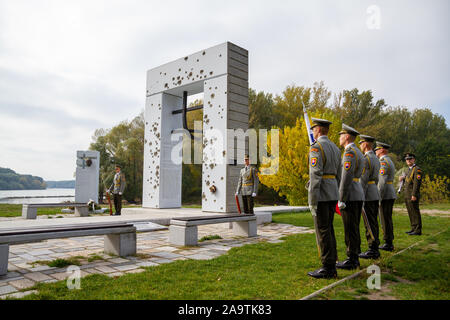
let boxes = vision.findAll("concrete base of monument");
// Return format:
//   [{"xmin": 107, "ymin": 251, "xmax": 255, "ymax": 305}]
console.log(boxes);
[{"xmin": 121, "ymin": 205, "xmax": 308, "ymax": 226}]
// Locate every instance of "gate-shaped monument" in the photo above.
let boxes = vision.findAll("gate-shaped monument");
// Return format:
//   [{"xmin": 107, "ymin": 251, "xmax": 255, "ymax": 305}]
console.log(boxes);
[{"xmin": 143, "ymin": 42, "xmax": 249, "ymax": 212}]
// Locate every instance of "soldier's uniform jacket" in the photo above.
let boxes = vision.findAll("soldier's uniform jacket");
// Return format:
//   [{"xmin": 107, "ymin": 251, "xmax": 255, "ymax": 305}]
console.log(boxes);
[
  {"xmin": 339, "ymin": 142, "xmax": 365, "ymax": 202},
  {"xmin": 360, "ymin": 150, "xmax": 380, "ymax": 201},
  {"xmin": 308, "ymin": 135, "xmax": 342, "ymax": 207},
  {"xmin": 404, "ymin": 164, "xmax": 422, "ymax": 199},
  {"xmin": 109, "ymin": 172, "xmax": 126, "ymax": 195},
  {"xmin": 378, "ymin": 155, "xmax": 397, "ymax": 200},
  {"xmin": 236, "ymin": 165, "xmax": 259, "ymax": 196}
]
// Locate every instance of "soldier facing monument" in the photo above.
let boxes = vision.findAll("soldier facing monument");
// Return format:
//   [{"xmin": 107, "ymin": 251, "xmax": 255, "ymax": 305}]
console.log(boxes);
[
  {"xmin": 336, "ymin": 124, "xmax": 365, "ymax": 270},
  {"xmin": 307, "ymin": 118, "xmax": 341, "ymax": 279},
  {"xmin": 375, "ymin": 142, "xmax": 397, "ymax": 251},
  {"xmin": 358, "ymin": 135, "xmax": 381, "ymax": 259}
]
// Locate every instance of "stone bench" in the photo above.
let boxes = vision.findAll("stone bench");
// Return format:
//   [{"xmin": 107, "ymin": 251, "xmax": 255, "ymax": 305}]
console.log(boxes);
[
  {"xmin": 169, "ymin": 214, "xmax": 257, "ymax": 246},
  {"xmin": 0, "ymin": 222, "xmax": 136, "ymax": 276},
  {"xmin": 22, "ymin": 203, "xmax": 89, "ymax": 219}
]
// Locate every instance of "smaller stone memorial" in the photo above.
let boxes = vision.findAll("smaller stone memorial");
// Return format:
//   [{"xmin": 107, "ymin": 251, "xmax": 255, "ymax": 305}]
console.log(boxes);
[{"xmin": 75, "ymin": 150, "xmax": 100, "ymax": 204}]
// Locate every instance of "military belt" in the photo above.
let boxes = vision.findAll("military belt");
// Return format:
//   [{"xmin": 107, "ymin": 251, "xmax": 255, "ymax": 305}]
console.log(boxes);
[
  {"xmin": 367, "ymin": 181, "xmax": 376, "ymax": 184},
  {"xmin": 386, "ymin": 181, "xmax": 393, "ymax": 184},
  {"xmin": 243, "ymin": 183, "xmax": 254, "ymax": 186},
  {"xmin": 322, "ymin": 175, "xmax": 336, "ymax": 179},
  {"xmin": 353, "ymin": 178, "xmax": 359, "ymax": 182}
]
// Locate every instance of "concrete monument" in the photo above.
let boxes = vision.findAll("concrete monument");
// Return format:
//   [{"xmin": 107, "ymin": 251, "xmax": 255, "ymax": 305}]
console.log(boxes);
[
  {"xmin": 143, "ymin": 42, "xmax": 249, "ymax": 212},
  {"xmin": 75, "ymin": 150, "xmax": 100, "ymax": 204}
]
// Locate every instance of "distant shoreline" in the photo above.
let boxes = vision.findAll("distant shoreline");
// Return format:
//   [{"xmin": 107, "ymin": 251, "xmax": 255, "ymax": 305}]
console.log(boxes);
[{"xmin": 0, "ymin": 195, "xmax": 75, "ymax": 200}]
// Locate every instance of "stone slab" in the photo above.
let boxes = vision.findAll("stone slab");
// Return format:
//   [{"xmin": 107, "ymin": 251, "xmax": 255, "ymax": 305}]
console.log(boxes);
[{"xmin": 0, "ymin": 285, "xmax": 18, "ymax": 295}]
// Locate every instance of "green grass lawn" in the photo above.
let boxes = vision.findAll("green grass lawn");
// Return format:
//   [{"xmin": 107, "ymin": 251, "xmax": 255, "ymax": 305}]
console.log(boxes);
[
  {"xmin": 0, "ymin": 204, "xmax": 140, "ymax": 217},
  {"xmin": 0, "ymin": 203, "xmax": 211, "ymax": 217},
  {"xmin": 16, "ymin": 204, "xmax": 449, "ymax": 300},
  {"xmin": 313, "ymin": 228, "xmax": 450, "ymax": 300},
  {"xmin": 0, "ymin": 204, "xmax": 66, "ymax": 217},
  {"xmin": 393, "ymin": 202, "xmax": 450, "ymax": 211}
]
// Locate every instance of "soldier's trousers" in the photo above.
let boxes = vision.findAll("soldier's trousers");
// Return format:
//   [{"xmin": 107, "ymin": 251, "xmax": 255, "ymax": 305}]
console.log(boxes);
[
  {"xmin": 113, "ymin": 194, "xmax": 122, "ymax": 215},
  {"xmin": 316, "ymin": 201, "xmax": 338, "ymax": 268},
  {"xmin": 341, "ymin": 201, "xmax": 363, "ymax": 260},
  {"xmin": 405, "ymin": 198, "xmax": 422, "ymax": 233},
  {"xmin": 241, "ymin": 195, "xmax": 254, "ymax": 214},
  {"xmin": 363, "ymin": 201, "xmax": 380, "ymax": 251},
  {"xmin": 380, "ymin": 199, "xmax": 395, "ymax": 244}
]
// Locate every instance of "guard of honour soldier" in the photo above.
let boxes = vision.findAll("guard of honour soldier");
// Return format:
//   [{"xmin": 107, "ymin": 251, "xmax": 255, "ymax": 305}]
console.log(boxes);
[
  {"xmin": 107, "ymin": 164, "xmax": 126, "ymax": 216},
  {"xmin": 401, "ymin": 153, "xmax": 422, "ymax": 235},
  {"xmin": 307, "ymin": 118, "xmax": 422, "ymax": 279},
  {"xmin": 236, "ymin": 154, "xmax": 259, "ymax": 214}
]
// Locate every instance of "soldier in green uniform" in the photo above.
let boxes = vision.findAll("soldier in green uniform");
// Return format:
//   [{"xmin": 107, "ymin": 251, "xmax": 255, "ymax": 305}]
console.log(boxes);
[
  {"xmin": 236, "ymin": 154, "xmax": 258, "ymax": 214},
  {"xmin": 107, "ymin": 164, "xmax": 126, "ymax": 216},
  {"xmin": 336, "ymin": 124, "xmax": 365, "ymax": 270},
  {"xmin": 400, "ymin": 153, "xmax": 422, "ymax": 235},
  {"xmin": 375, "ymin": 142, "xmax": 396, "ymax": 251},
  {"xmin": 307, "ymin": 118, "xmax": 342, "ymax": 279},
  {"xmin": 358, "ymin": 135, "xmax": 381, "ymax": 259}
]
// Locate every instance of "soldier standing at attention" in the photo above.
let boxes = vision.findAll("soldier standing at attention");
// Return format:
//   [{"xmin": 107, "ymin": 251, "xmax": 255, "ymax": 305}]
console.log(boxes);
[
  {"xmin": 236, "ymin": 154, "xmax": 258, "ymax": 214},
  {"xmin": 108, "ymin": 164, "xmax": 126, "ymax": 216},
  {"xmin": 374, "ymin": 142, "xmax": 397, "ymax": 251},
  {"xmin": 358, "ymin": 135, "xmax": 381, "ymax": 259},
  {"xmin": 336, "ymin": 124, "xmax": 366, "ymax": 270},
  {"xmin": 400, "ymin": 153, "xmax": 423, "ymax": 235},
  {"xmin": 307, "ymin": 118, "xmax": 341, "ymax": 279}
]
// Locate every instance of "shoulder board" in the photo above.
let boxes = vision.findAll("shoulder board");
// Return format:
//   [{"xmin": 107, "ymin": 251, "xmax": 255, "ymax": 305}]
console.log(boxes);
[{"xmin": 310, "ymin": 147, "xmax": 319, "ymax": 153}]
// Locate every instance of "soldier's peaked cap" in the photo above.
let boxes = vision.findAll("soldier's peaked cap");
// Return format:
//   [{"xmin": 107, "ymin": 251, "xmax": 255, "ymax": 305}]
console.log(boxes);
[
  {"xmin": 310, "ymin": 118, "xmax": 332, "ymax": 129},
  {"xmin": 338, "ymin": 124, "xmax": 360, "ymax": 136},
  {"xmin": 404, "ymin": 153, "xmax": 416, "ymax": 160},
  {"xmin": 359, "ymin": 134, "xmax": 376, "ymax": 144},
  {"xmin": 374, "ymin": 141, "xmax": 391, "ymax": 150}
]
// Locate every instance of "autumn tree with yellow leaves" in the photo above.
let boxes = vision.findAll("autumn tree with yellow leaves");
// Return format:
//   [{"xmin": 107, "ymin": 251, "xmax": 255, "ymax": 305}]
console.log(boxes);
[{"xmin": 259, "ymin": 111, "xmax": 343, "ymax": 205}]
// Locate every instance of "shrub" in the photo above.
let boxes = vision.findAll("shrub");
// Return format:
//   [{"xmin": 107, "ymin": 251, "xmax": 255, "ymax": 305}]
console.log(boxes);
[{"xmin": 420, "ymin": 175, "xmax": 450, "ymax": 204}]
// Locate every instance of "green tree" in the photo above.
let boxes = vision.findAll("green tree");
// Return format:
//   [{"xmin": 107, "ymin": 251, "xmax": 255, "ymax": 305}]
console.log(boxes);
[
  {"xmin": 248, "ymin": 88, "xmax": 277, "ymax": 129},
  {"xmin": 333, "ymin": 88, "xmax": 386, "ymax": 134},
  {"xmin": 259, "ymin": 111, "xmax": 343, "ymax": 205},
  {"xmin": 90, "ymin": 113, "xmax": 144, "ymax": 203}
]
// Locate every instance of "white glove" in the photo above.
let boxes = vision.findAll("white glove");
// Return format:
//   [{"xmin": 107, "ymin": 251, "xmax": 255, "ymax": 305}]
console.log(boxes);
[
  {"xmin": 235, "ymin": 192, "xmax": 239, "ymax": 196},
  {"xmin": 119, "ymin": 192, "xmax": 122, "ymax": 195},
  {"xmin": 251, "ymin": 193, "xmax": 256, "ymax": 197},
  {"xmin": 338, "ymin": 201, "xmax": 346, "ymax": 210},
  {"xmin": 309, "ymin": 205, "xmax": 317, "ymax": 216}
]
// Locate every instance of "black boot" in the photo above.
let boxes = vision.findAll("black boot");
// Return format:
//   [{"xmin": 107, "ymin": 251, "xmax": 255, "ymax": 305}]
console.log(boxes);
[
  {"xmin": 408, "ymin": 231, "xmax": 421, "ymax": 236},
  {"xmin": 336, "ymin": 258, "xmax": 360, "ymax": 270},
  {"xmin": 307, "ymin": 267, "xmax": 337, "ymax": 279},
  {"xmin": 379, "ymin": 243, "xmax": 394, "ymax": 251},
  {"xmin": 359, "ymin": 249, "xmax": 380, "ymax": 259}
]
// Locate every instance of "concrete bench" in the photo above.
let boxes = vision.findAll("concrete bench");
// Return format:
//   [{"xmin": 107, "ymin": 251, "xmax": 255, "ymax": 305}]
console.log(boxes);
[
  {"xmin": 0, "ymin": 222, "xmax": 136, "ymax": 276},
  {"xmin": 22, "ymin": 203, "xmax": 89, "ymax": 219},
  {"xmin": 169, "ymin": 214, "xmax": 257, "ymax": 246}
]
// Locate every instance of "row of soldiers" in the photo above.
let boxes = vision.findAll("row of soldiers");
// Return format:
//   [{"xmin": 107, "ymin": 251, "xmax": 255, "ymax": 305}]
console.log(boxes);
[{"xmin": 307, "ymin": 118, "xmax": 422, "ymax": 279}]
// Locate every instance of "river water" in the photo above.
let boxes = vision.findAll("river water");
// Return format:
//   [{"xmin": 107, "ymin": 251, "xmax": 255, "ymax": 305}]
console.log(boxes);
[{"xmin": 0, "ymin": 189, "xmax": 75, "ymax": 204}]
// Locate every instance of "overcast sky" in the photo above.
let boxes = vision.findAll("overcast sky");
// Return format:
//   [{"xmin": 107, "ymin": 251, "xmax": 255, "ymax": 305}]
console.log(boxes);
[{"xmin": 0, "ymin": 0, "xmax": 448, "ymax": 181}]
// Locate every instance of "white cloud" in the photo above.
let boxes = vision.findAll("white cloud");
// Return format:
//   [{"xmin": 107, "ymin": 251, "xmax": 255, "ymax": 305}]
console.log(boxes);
[{"xmin": 0, "ymin": 0, "xmax": 448, "ymax": 180}]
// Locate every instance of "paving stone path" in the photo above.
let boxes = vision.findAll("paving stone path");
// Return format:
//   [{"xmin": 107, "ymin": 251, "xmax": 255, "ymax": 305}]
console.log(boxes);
[{"xmin": 0, "ymin": 222, "xmax": 312, "ymax": 299}]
